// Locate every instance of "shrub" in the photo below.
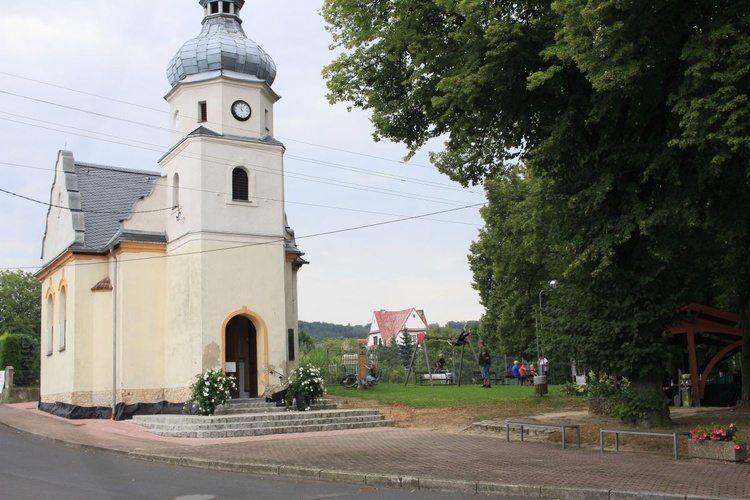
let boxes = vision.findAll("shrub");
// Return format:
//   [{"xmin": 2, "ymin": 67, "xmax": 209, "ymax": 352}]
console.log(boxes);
[
  {"xmin": 559, "ymin": 382, "xmax": 587, "ymax": 396},
  {"xmin": 586, "ymin": 371, "xmax": 618, "ymax": 398},
  {"xmin": 185, "ymin": 368, "xmax": 236, "ymax": 416},
  {"xmin": 285, "ymin": 364, "xmax": 326, "ymax": 410},
  {"xmin": 0, "ymin": 333, "xmax": 40, "ymax": 387}
]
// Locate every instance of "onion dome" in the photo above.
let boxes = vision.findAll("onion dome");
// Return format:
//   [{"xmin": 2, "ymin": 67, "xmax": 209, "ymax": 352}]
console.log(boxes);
[{"xmin": 166, "ymin": 0, "xmax": 276, "ymax": 87}]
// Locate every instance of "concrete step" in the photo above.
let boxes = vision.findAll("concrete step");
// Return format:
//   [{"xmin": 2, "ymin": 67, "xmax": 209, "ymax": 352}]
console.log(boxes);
[
  {"xmin": 141, "ymin": 417, "xmax": 391, "ymax": 438},
  {"xmin": 133, "ymin": 409, "xmax": 382, "ymax": 427},
  {"xmin": 132, "ymin": 408, "xmax": 390, "ymax": 438},
  {"xmin": 214, "ymin": 398, "xmax": 337, "ymax": 415}
]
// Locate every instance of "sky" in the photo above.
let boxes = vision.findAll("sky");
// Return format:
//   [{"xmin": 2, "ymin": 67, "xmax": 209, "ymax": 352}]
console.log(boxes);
[{"xmin": 0, "ymin": 0, "xmax": 486, "ymax": 327}]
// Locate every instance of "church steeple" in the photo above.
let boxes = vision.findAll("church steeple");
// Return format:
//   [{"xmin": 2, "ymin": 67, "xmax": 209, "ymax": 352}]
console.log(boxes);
[
  {"xmin": 200, "ymin": 0, "xmax": 244, "ymax": 19},
  {"xmin": 166, "ymin": 0, "xmax": 276, "ymax": 88}
]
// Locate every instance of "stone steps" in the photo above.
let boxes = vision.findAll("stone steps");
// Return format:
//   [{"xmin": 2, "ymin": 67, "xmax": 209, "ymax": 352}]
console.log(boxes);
[
  {"xmin": 213, "ymin": 398, "xmax": 337, "ymax": 415},
  {"xmin": 131, "ymin": 399, "xmax": 389, "ymax": 438}
]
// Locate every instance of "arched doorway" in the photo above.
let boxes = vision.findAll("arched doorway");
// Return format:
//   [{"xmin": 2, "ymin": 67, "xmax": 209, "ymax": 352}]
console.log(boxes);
[{"xmin": 225, "ymin": 315, "xmax": 258, "ymax": 398}]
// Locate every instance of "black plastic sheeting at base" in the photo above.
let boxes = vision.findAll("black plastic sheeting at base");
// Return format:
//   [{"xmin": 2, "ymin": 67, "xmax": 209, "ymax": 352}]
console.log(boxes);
[
  {"xmin": 38, "ymin": 400, "xmax": 189, "ymax": 421},
  {"xmin": 266, "ymin": 387, "xmax": 288, "ymax": 407}
]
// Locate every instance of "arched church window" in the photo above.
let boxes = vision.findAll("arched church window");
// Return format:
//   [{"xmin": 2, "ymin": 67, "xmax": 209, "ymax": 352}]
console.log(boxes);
[
  {"xmin": 58, "ymin": 287, "xmax": 67, "ymax": 351},
  {"xmin": 232, "ymin": 167, "xmax": 249, "ymax": 201},
  {"xmin": 46, "ymin": 294, "xmax": 54, "ymax": 356}
]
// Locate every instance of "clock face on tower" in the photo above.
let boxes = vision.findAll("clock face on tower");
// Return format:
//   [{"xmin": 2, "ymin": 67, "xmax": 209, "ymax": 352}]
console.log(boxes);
[{"xmin": 231, "ymin": 100, "xmax": 251, "ymax": 121}]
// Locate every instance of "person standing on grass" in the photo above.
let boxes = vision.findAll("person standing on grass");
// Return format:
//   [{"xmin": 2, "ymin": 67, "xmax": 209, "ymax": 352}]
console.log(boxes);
[
  {"xmin": 479, "ymin": 342, "xmax": 492, "ymax": 388},
  {"xmin": 512, "ymin": 360, "xmax": 522, "ymax": 385}
]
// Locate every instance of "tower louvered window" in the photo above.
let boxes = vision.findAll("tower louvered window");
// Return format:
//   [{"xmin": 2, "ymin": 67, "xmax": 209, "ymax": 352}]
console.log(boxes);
[{"xmin": 232, "ymin": 167, "xmax": 249, "ymax": 201}]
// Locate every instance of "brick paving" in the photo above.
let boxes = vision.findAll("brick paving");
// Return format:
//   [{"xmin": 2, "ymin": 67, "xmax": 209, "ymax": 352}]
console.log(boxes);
[{"xmin": 1, "ymin": 402, "xmax": 749, "ymax": 499}]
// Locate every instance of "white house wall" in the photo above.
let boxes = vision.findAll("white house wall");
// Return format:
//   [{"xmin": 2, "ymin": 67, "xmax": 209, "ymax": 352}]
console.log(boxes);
[{"xmin": 41, "ymin": 151, "xmax": 81, "ymax": 262}]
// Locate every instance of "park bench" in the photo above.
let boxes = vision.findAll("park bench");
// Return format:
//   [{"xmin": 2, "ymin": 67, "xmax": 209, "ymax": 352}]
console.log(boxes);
[
  {"xmin": 599, "ymin": 428, "xmax": 691, "ymax": 459},
  {"xmin": 505, "ymin": 421, "xmax": 581, "ymax": 449},
  {"xmin": 417, "ymin": 372, "xmax": 454, "ymax": 385},
  {"xmin": 472, "ymin": 371, "xmax": 510, "ymax": 385}
]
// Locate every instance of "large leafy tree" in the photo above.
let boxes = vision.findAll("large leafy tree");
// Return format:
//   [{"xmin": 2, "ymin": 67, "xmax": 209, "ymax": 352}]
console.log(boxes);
[
  {"xmin": 0, "ymin": 270, "xmax": 41, "ymax": 338},
  {"xmin": 322, "ymin": 0, "xmax": 750, "ymax": 423}
]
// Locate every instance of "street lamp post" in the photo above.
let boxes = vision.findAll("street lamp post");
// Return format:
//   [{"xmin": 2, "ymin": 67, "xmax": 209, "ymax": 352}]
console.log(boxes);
[
  {"xmin": 536, "ymin": 279, "xmax": 558, "ymax": 373},
  {"xmin": 533, "ymin": 279, "xmax": 557, "ymax": 396}
]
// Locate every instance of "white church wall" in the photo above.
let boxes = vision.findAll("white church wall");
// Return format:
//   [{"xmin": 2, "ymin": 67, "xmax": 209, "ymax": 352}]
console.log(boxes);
[
  {"xmin": 41, "ymin": 151, "xmax": 80, "ymax": 263},
  {"xmin": 122, "ymin": 176, "xmax": 168, "ymax": 234},
  {"xmin": 165, "ymin": 76, "xmax": 278, "ymax": 144},
  {"xmin": 163, "ymin": 239, "xmax": 205, "ymax": 396}
]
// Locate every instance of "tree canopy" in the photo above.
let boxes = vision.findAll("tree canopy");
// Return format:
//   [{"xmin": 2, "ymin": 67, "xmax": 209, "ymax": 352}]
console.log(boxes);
[
  {"xmin": 322, "ymin": 0, "xmax": 750, "ymax": 419},
  {"xmin": 0, "ymin": 270, "xmax": 41, "ymax": 338}
]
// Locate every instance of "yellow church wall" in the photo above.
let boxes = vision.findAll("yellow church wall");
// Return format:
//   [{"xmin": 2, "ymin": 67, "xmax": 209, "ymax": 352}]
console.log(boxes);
[
  {"xmin": 115, "ymin": 249, "xmax": 167, "ymax": 404},
  {"xmin": 160, "ymin": 236, "xmax": 290, "ymax": 397},
  {"xmin": 163, "ymin": 239, "xmax": 204, "ymax": 394},
  {"xmin": 40, "ymin": 256, "xmax": 114, "ymax": 406}
]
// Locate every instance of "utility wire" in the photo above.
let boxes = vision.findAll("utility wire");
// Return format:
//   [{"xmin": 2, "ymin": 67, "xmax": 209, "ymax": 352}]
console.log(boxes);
[
  {"xmin": 3, "ymin": 202, "xmax": 486, "ymax": 271},
  {"xmin": 0, "ymin": 91, "xmax": 483, "ymax": 196},
  {"xmin": 0, "ymin": 113, "xmax": 476, "ymax": 206},
  {"xmin": 0, "ymin": 181, "xmax": 482, "ymax": 227},
  {"xmin": 0, "ymin": 70, "xmax": 448, "ymax": 174}
]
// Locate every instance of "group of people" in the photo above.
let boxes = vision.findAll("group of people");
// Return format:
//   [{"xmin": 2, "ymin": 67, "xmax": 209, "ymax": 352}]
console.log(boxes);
[
  {"xmin": 511, "ymin": 356, "xmax": 548, "ymax": 385},
  {"xmin": 434, "ymin": 329, "xmax": 551, "ymax": 389},
  {"xmin": 512, "ymin": 360, "xmax": 536, "ymax": 385}
]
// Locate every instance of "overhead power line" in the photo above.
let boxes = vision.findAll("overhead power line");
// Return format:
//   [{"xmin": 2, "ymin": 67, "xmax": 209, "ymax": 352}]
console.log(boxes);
[{"xmin": 2, "ymin": 202, "xmax": 486, "ymax": 272}]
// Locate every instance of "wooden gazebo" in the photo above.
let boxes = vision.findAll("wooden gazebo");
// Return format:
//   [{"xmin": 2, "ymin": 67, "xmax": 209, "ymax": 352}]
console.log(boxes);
[{"xmin": 668, "ymin": 303, "xmax": 742, "ymax": 402}]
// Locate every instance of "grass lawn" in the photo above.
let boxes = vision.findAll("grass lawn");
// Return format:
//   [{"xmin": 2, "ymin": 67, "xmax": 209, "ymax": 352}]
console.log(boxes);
[
  {"xmin": 326, "ymin": 382, "xmax": 750, "ymax": 451},
  {"xmin": 326, "ymin": 382, "xmax": 588, "ymax": 413}
]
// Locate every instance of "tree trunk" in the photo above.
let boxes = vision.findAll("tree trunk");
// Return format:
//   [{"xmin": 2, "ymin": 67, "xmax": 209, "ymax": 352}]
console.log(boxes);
[{"xmin": 630, "ymin": 371, "xmax": 672, "ymax": 428}]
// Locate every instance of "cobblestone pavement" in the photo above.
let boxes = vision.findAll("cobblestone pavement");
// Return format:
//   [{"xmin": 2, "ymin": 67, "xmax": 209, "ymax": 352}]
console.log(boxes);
[{"xmin": 1, "ymin": 402, "xmax": 748, "ymax": 499}]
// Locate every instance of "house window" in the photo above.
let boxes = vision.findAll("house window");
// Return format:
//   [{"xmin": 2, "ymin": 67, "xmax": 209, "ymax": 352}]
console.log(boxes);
[
  {"xmin": 287, "ymin": 329, "xmax": 295, "ymax": 361},
  {"xmin": 198, "ymin": 101, "xmax": 207, "ymax": 123},
  {"xmin": 46, "ymin": 294, "xmax": 54, "ymax": 356},
  {"xmin": 232, "ymin": 167, "xmax": 249, "ymax": 201},
  {"xmin": 58, "ymin": 287, "xmax": 67, "ymax": 351}
]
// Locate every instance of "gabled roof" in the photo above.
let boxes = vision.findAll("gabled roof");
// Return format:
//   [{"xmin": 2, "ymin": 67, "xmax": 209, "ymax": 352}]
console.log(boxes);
[
  {"xmin": 71, "ymin": 161, "xmax": 160, "ymax": 252},
  {"xmin": 369, "ymin": 308, "xmax": 428, "ymax": 346}
]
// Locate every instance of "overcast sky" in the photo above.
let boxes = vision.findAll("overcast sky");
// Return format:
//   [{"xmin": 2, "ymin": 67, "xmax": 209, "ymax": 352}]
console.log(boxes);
[{"xmin": 0, "ymin": 0, "xmax": 486, "ymax": 326}]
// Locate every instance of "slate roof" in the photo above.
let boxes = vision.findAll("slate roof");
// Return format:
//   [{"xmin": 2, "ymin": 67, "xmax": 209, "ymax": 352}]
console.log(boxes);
[{"xmin": 72, "ymin": 162, "xmax": 162, "ymax": 252}]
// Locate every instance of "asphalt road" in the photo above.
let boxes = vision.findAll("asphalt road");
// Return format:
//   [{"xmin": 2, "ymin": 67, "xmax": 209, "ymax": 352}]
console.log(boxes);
[{"xmin": 0, "ymin": 426, "xmax": 523, "ymax": 499}]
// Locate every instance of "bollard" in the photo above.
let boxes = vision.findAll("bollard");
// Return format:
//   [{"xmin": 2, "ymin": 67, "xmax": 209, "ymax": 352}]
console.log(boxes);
[{"xmin": 533, "ymin": 375, "xmax": 548, "ymax": 395}]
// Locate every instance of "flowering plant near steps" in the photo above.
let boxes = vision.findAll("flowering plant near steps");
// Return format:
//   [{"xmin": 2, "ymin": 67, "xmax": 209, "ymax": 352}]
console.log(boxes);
[
  {"xmin": 285, "ymin": 364, "xmax": 326, "ymax": 410},
  {"xmin": 185, "ymin": 368, "xmax": 236, "ymax": 416},
  {"xmin": 690, "ymin": 423, "xmax": 744, "ymax": 450}
]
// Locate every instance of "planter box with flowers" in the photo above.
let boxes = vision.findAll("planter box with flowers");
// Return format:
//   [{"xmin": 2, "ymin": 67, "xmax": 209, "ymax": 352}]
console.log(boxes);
[
  {"xmin": 688, "ymin": 423, "xmax": 746, "ymax": 462},
  {"xmin": 285, "ymin": 364, "xmax": 326, "ymax": 411},
  {"xmin": 184, "ymin": 368, "xmax": 237, "ymax": 416}
]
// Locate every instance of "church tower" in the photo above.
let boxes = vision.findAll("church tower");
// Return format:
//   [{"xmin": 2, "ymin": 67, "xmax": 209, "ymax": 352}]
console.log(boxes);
[{"xmin": 158, "ymin": 0, "xmax": 304, "ymax": 398}]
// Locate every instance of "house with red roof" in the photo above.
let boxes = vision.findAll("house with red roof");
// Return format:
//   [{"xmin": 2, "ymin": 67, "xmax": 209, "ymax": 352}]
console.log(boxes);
[{"xmin": 367, "ymin": 308, "xmax": 428, "ymax": 347}]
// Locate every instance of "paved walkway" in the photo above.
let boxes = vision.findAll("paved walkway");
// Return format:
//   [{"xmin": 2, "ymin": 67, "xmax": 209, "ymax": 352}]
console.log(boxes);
[{"xmin": 1, "ymin": 402, "xmax": 749, "ymax": 499}]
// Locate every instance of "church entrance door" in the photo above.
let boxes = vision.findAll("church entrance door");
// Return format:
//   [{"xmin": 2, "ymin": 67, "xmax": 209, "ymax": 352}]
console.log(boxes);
[{"xmin": 225, "ymin": 315, "xmax": 258, "ymax": 398}]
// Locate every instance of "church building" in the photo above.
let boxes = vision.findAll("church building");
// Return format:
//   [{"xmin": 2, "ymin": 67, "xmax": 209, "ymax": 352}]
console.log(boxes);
[{"xmin": 37, "ymin": 0, "xmax": 306, "ymax": 417}]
